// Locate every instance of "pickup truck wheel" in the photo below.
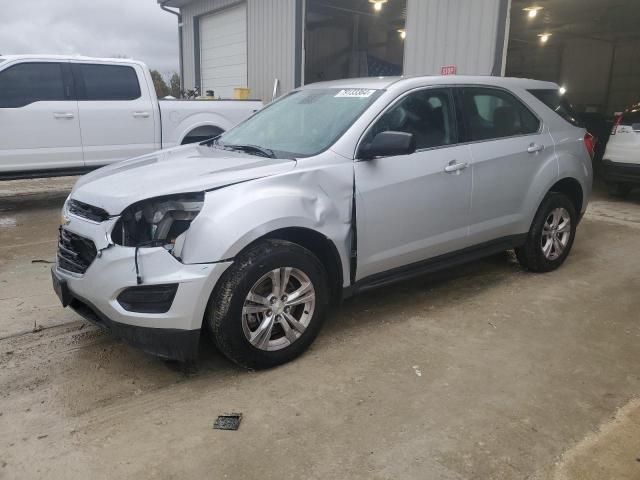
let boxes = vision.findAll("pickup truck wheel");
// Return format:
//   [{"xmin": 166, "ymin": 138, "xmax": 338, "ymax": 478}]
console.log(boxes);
[
  {"xmin": 205, "ymin": 239, "xmax": 329, "ymax": 369},
  {"xmin": 515, "ymin": 192, "xmax": 577, "ymax": 273}
]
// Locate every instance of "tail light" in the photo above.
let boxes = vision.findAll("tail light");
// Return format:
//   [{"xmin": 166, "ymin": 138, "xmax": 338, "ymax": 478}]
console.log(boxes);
[
  {"xmin": 584, "ymin": 132, "xmax": 595, "ymax": 159},
  {"xmin": 611, "ymin": 114, "xmax": 623, "ymax": 135}
]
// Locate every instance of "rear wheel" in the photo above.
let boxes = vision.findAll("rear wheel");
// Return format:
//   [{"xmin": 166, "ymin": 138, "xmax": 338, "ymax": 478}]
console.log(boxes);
[
  {"xmin": 515, "ymin": 192, "xmax": 577, "ymax": 273},
  {"xmin": 205, "ymin": 239, "xmax": 329, "ymax": 369},
  {"xmin": 607, "ymin": 183, "xmax": 632, "ymax": 198}
]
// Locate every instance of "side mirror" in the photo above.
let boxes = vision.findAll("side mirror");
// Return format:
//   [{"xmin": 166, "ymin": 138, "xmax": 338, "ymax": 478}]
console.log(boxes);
[{"xmin": 359, "ymin": 131, "xmax": 416, "ymax": 160}]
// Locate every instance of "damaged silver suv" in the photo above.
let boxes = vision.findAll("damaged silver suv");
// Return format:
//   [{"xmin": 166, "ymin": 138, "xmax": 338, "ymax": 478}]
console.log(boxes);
[{"xmin": 53, "ymin": 76, "xmax": 593, "ymax": 368}]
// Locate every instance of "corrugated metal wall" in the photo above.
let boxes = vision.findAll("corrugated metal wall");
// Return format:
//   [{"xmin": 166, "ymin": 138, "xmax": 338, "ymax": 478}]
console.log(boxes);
[
  {"xmin": 248, "ymin": 0, "xmax": 297, "ymax": 101},
  {"xmin": 403, "ymin": 0, "xmax": 507, "ymax": 76},
  {"xmin": 179, "ymin": 0, "xmax": 508, "ymax": 99},
  {"xmin": 179, "ymin": 0, "xmax": 297, "ymax": 101}
]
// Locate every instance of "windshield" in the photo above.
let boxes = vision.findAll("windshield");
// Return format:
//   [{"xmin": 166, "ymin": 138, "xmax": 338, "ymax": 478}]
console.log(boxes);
[{"xmin": 217, "ymin": 88, "xmax": 382, "ymax": 158}]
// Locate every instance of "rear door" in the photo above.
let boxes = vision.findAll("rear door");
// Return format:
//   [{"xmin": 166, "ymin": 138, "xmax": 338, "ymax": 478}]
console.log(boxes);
[
  {"xmin": 0, "ymin": 61, "xmax": 82, "ymax": 173},
  {"xmin": 73, "ymin": 62, "xmax": 157, "ymax": 167},
  {"xmin": 457, "ymin": 86, "xmax": 554, "ymax": 243}
]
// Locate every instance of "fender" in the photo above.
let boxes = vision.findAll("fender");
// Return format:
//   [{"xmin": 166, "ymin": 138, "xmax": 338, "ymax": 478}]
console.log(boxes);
[
  {"xmin": 555, "ymin": 145, "xmax": 593, "ymax": 216},
  {"xmin": 179, "ymin": 162, "xmax": 355, "ymax": 288},
  {"xmin": 521, "ymin": 153, "xmax": 591, "ymax": 232}
]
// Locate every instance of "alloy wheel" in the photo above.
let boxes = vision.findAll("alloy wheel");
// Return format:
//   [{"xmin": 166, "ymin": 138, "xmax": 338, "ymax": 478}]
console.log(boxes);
[
  {"xmin": 541, "ymin": 207, "xmax": 571, "ymax": 260},
  {"xmin": 241, "ymin": 267, "xmax": 316, "ymax": 351}
]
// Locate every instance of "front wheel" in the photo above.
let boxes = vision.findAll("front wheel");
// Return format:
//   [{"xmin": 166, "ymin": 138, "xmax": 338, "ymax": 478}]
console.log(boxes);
[
  {"xmin": 515, "ymin": 192, "xmax": 577, "ymax": 273},
  {"xmin": 205, "ymin": 239, "xmax": 329, "ymax": 369}
]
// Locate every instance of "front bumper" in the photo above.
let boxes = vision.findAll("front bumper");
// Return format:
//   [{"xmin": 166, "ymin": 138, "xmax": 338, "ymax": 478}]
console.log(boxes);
[
  {"xmin": 62, "ymin": 280, "xmax": 201, "ymax": 362},
  {"xmin": 602, "ymin": 159, "xmax": 640, "ymax": 185},
  {"xmin": 53, "ymin": 214, "xmax": 232, "ymax": 361}
]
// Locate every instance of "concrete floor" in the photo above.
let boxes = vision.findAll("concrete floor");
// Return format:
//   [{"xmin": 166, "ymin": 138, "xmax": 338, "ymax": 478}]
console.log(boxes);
[{"xmin": 1, "ymin": 178, "xmax": 639, "ymax": 479}]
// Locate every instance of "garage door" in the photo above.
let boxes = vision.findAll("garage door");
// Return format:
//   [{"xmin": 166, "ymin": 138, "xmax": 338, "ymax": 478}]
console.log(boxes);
[{"xmin": 199, "ymin": 3, "xmax": 247, "ymax": 99}]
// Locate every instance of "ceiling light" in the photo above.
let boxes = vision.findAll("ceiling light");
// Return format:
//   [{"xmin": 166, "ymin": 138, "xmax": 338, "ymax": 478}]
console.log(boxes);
[
  {"xmin": 538, "ymin": 32, "xmax": 552, "ymax": 43},
  {"xmin": 398, "ymin": 29, "xmax": 406, "ymax": 40},
  {"xmin": 369, "ymin": 0, "xmax": 388, "ymax": 12},
  {"xmin": 559, "ymin": 86, "xmax": 567, "ymax": 95},
  {"xmin": 523, "ymin": 6, "xmax": 543, "ymax": 18}
]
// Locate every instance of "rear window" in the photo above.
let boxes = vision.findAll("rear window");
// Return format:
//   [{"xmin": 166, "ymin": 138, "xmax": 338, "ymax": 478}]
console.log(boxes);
[
  {"xmin": 78, "ymin": 64, "xmax": 141, "ymax": 101},
  {"xmin": 528, "ymin": 89, "xmax": 582, "ymax": 127}
]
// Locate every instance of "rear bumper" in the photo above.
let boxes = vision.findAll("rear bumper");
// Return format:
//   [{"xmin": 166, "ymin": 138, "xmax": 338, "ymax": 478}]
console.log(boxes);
[{"xmin": 602, "ymin": 159, "xmax": 640, "ymax": 185}]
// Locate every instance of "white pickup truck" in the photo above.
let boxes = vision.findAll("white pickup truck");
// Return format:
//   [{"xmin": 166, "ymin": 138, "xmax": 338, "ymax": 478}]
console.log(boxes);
[{"xmin": 0, "ymin": 55, "xmax": 261, "ymax": 179}]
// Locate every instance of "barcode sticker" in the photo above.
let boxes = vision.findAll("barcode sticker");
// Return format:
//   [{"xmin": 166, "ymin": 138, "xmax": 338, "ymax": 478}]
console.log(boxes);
[{"xmin": 335, "ymin": 89, "xmax": 377, "ymax": 98}]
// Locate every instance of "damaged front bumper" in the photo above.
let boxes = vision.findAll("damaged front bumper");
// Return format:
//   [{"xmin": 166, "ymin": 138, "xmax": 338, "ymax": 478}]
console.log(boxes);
[{"xmin": 52, "ymin": 213, "xmax": 232, "ymax": 361}]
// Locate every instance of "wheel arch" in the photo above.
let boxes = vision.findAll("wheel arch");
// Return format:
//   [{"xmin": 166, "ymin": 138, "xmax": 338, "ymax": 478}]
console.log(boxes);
[
  {"xmin": 236, "ymin": 227, "xmax": 345, "ymax": 305},
  {"xmin": 548, "ymin": 177, "xmax": 584, "ymax": 217},
  {"xmin": 179, "ymin": 123, "xmax": 225, "ymax": 145}
]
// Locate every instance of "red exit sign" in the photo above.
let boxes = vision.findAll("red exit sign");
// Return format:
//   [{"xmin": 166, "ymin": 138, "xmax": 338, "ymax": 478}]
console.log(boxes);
[{"xmin": 440, "ymin": 65, "xmax": 457, "ymax": 75}]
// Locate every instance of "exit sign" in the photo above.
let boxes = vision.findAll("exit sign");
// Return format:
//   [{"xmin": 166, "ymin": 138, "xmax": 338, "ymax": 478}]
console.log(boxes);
[{"xmin": 440, "ymin": 65, "xmax": 457, "ymax": 75}]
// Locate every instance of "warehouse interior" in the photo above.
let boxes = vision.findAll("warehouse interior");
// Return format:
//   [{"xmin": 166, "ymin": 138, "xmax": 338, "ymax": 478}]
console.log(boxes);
[
  {"xmin": 304, "ymin": 0, "xmax": 407, "ymax": 84},
  {"xmin": 506, "ymin": 0, "xmax": 640, "ymax": 117}
]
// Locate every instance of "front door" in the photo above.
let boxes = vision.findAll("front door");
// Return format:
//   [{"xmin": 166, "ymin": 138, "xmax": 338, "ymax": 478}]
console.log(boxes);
[
  {"xmin": 355, "ymin": 88, "xmax": 473, "ymax": 280},
  {"xmin": 0, "ymin": 61, "xmax": 83, "ymax": 173}
]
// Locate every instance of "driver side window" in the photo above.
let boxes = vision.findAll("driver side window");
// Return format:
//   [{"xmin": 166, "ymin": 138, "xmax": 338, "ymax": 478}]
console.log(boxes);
[{"xmin": 364, "ymin": 88, "xmax": 457, "ymax": 150}]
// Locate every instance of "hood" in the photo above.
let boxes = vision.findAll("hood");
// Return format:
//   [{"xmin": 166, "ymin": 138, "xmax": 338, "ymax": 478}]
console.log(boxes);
[{"xmin": 70, "ymin": 144, "xmax": 296, "ymax": 214}]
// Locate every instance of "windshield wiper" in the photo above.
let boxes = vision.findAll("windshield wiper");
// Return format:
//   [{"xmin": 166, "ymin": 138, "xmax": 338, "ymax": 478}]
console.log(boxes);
[{"xmin": 222, "ymin": 144, "xmax": 276, "ymax": 158}]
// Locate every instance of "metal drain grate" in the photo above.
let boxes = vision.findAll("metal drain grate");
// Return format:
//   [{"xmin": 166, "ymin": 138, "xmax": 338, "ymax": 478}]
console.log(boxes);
[{"xmin": 213, "ymin": 413, "xmax": 242, "ymax": 431}]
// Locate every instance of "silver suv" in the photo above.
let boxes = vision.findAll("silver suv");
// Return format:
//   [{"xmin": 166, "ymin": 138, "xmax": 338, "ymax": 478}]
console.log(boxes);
[{"xmin": 52, "ymin": 76, "xmax": 593, "ymax": 368}]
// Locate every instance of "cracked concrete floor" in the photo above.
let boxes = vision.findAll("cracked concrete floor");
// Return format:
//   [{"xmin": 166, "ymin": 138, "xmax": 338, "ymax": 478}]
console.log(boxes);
[{"xmin": 1, "ymin": 179, "xmax": 639, "ymax": 479}]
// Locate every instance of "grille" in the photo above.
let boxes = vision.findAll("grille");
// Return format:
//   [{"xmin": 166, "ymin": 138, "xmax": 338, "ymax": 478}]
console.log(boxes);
[
  {"xmin": 57, "ymin": 228, "xmax": 98, "ymax": 274},
  {"xmin": 67, "ymin": 199, "xmax": 110, "ymax": 222}
]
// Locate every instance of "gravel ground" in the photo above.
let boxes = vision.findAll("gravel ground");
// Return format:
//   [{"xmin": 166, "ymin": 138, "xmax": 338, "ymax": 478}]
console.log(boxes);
[{"xmin": 1, "ymin": 178, "xmax": 639, "ymax": 479}]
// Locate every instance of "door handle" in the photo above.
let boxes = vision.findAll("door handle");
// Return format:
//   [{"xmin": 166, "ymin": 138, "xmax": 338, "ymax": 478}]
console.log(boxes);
[
  {"xmin": 527, "ymin": 143, "xmax": 544, "ymax": 153},
  {"xmin": 133, "ymin": 111, "xmax": 150, "ymax": 118},
  {"xmin": 444, "ymin": 160, "xmax": 469, "ymax": 174},
  {"xmin": 53, "ymin": 113, "xmax": 74, "ymax": 119}
]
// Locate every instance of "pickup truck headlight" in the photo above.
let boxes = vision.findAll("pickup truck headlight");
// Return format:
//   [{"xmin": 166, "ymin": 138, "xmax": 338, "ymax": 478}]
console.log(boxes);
[{"xmin": 111, "ymin": 193, "xmax": 204, "ymax": 252}]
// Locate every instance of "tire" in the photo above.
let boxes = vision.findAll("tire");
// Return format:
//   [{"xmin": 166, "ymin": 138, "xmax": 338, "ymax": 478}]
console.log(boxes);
[
  {"xmin": 607, "ymin": 183, "xmax": 632, "ymax": 198},
  {"xmin": 205, "ymin": 239, "xmax": 330, "ymax": 369},
  {"xmin": 515, "ymin": 192, "xmax": 577, "ymax": 273}
]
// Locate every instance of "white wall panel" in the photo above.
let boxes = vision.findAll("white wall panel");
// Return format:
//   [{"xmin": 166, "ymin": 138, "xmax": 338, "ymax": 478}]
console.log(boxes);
[
  {"xmin": 403, "ymin": 0, "xmax": 508, "ymax": 76},
  {"xmin": 247, "ymin": 0, "xmax": 297, "ymax": 102}
]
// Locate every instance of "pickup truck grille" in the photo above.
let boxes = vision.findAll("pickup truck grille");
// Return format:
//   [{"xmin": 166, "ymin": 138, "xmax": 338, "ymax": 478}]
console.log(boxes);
[
  {"xmin": 57, "ymin": 228, "xmax": 98, "ymax": 274},
  {"xmin": 67, "ymin": 199, "xmax": 110, "ymax": 222}
]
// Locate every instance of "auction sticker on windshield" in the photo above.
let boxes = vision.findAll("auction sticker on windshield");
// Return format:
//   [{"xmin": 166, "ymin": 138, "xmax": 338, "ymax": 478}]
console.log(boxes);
[{"xmin": 335, "ymin": 89, "xmax": 377, "ymax": 98}]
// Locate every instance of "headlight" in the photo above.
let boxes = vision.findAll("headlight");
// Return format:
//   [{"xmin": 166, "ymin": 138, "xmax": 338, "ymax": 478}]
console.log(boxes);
[{"xmin": 111, "ymin": 193, "xmax": 204, "ymax": 252}]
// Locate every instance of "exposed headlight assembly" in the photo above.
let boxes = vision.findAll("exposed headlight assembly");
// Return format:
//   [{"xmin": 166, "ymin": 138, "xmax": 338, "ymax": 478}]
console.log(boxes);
[{"xmin": 111, "ymin": 193, "xmax": 204, "ymax": 254}]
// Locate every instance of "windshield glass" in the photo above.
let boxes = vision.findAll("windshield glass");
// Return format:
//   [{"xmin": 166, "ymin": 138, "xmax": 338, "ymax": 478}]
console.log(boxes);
[{"xmin": 217, "ymin": 88, "xmax": 382, "ymax": 158}]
